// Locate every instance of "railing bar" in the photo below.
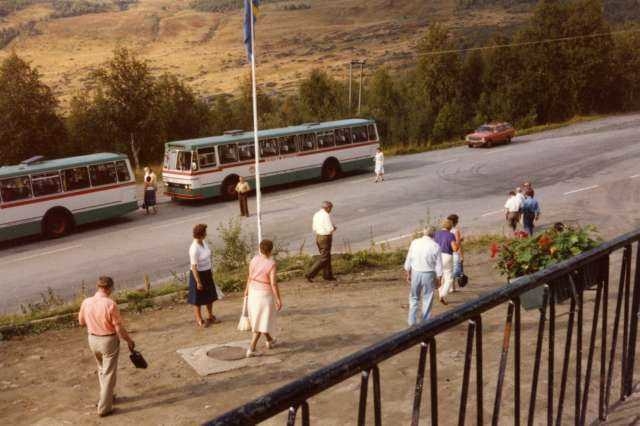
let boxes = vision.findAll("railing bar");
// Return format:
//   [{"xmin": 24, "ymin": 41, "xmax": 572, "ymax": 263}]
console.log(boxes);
[
  {"xmin": 599, "ymin": 259, "xmax": 609, "ymax": 420},
  {"xmin": 476, "ymin": 315, "xmax": 484, "ymax": 426},
  {"xmin": 514, "ymin": 298, "xmax": 521, "ymax": 426},
  {"xmin": 622, "ymin": 243, "xmax": 632, "ymax": 400},
  {"xmin": 576, "ymin": 276, "xmax": 584, "ymax": 426},
  {"xmin": 301, "ymin": 401, "xmax": 310, "ymax": 426},
  {"xmin": 458, "ymin": 320, "xmax": 476, "ymax": 426},
  {"xmin": 492, "ymin": 302, "xmax": 514, "ymax": 426},
  {"xmin": 287, "ymin": 405, "xmax": 298, "ymax": 426},
  {"xmin": 357, "ymin": 370, "xmax": 370, "ymax": 426},
  {"xmin": 548, "ymin": 287, "xmax": 556, "ymax": 426},
  {"xmin": 555, "ymin": 292, "xmax": 576, "ymax": 426},
  {"xmin": 527, "ymin": 286, "xmax": 549, "ymax": 426},
  {"xmin": 580, "ymin": 282, "xmax": 603, "ymax": 425},
  {"xmin": 411, "ymin": 342, "xmax": 429, "ymax": 426},
  {"xmin": 624, "ymin": 240, "xmax": 640, "ymax": 397},
  {"xmin": 605, "ymin": 247, "xmax": 629, "ymax": 415},
  {"xmin": 372, "ymin": 366, "xmax": 382, "ymax": 426},
  {"xmin": 429, "ymin": 338, "xmax": 438, "ymax": 426}
]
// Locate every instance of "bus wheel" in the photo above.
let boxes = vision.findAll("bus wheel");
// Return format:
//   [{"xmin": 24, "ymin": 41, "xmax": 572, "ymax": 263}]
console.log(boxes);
[
  {"xmin": 321, "ymin": 158, "xmax": 341, "ymax": 181},
  {"xmin": 221, "ymin": 175, "xmax": 240, "ymax": 201},
  {"xmin": 43, "ymin": 209, "xmax": 74, "ymax": 238}
]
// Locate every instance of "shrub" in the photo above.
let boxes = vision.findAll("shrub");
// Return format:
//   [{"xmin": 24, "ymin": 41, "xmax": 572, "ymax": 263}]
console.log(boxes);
[
  {"xmin": 51, "ymin": 0, "xmax": 111, "ymax": 18},
  {"xmin": 493, "ymin": 225, "xmax": 600, "ymax": 279}
]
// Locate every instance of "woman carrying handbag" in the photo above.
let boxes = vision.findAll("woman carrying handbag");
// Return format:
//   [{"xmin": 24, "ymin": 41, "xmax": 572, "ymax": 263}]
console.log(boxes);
[{"xmin": 243, "ymin": 239, "xmax": 283, "ymax": 358}]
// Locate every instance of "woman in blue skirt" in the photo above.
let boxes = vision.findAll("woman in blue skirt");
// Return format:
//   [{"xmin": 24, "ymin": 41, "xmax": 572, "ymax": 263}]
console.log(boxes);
[{"xmin": 188, "ymin": 224, "xmax": 218, "ymax": 327}]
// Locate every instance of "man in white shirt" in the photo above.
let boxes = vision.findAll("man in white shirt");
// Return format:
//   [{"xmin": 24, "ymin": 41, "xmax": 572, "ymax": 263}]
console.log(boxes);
[
  {"xmin": 404, "ymin": 226, "xmax": 443, "ymax": 326},
  {"xmin": 305, "ymin": 201, "xmax": 337, "ymax": 282},
  {"xmin": 504, "ymin": 191, "xmax": 521, "ymax": 233}
]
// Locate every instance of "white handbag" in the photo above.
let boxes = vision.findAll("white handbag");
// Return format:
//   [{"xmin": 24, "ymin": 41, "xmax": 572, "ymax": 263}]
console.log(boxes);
[{"xmin": 237, "ymin": 296, "xmax": 251, "ymax": 332}]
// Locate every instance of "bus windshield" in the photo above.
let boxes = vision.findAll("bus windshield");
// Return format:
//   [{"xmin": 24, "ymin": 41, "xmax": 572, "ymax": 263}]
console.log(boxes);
[{"xmin": 166, "ymin": 149, "xmax": 193, "ymax": 171}]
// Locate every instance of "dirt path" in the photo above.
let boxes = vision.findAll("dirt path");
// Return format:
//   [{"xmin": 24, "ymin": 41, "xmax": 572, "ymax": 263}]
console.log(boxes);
[{"xmin": 0, "ymin": 251, "xmax": 637, "ymax": 425}]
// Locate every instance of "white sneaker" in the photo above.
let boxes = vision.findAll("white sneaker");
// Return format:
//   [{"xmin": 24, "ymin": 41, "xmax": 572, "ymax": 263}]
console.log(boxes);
[
  {"xmin": 246, "ymin": 349, "xmax": 260, "ymax": 358},
  {"xmin": 265, "ymin": 338, "xmax": 277, "ymax": 350}
]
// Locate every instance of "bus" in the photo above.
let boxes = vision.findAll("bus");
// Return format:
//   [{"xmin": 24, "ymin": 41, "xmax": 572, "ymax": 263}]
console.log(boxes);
[
  {"xmin": 0, "ymin": 153, "xmax": 138, "ymax": 242},
  {"xmin": 162, "ymin": 118, "xmax": 379, "ymax": 200}
]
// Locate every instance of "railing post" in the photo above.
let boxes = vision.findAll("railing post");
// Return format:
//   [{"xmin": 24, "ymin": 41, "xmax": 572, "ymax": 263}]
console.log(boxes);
[
  {"xmin": 357, "ymin": 369, "xmax": 370, "ymax": 426},
  {"xmin": 527, "ymin": 285, "xmax": 549, "ymax": 426},
  {"xmin": 599, "ymin": 258, "xmax": 609, "ymax": 421},
  {"xmin": 580, "ymin": 280, "xmax": 603, "ymax": 425},
  {"xmin": 514, "ymin": 298, "xmax": 521, "ymax": 426},
  {"xmin": 458, "ymin": 320, "xmax": 476, "ymax": 426},
  {"xmin": 548, "ymin": 287, "xmax": 556, "ymax": 426},
  {"xmin": 624, "ymin": 241, "xmax": 640, "ymax": 398},
  {"xmin": 492, "ymin": 302, "xmax": 514, "ymax": 426},
  {"xmin": 412, "ymin": 342, "xmax": 429, "ymax": 426},
  {"xmin": 476, "ymin": 315, "xmax": 484, "ymax": 426},
  {"xmin": 429, "ymin": 338, "xmax": 438, "ymax": 426}
]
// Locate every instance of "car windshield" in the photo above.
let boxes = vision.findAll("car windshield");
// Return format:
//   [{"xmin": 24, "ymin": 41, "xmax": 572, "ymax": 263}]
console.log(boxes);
[{"xmin": 476, "ymin": 125, "xmax": 494, "ymax": 132}]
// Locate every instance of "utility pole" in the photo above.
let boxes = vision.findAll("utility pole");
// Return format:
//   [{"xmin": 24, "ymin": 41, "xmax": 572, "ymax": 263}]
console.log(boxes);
[{"xmin": 349, "ymin": 59, "xmax": 366, "ymax": 116}]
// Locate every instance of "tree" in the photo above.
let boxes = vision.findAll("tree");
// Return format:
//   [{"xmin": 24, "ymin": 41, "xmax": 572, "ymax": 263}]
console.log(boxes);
[
  {"xmin": 92, "ymin": 47, "xmax": 157, "ymax": 169},
  {"xmin": 298, "ymin": 69, "xmax": 345, "ymax": 122},
  {"xmin": 368, "ymin": 68, "xmax": 407, "ymax": 145},
  {"xmin": 0, "ymin": 53, "xmax": 67, "ymax": 165}
]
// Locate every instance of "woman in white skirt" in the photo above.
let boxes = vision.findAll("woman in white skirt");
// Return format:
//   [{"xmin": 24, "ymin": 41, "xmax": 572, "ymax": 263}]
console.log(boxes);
[
  {"xmin": 245, "ymin": 239, "xmax": 283, "ymax": 357},
  {"xmin": 374, "ymin": 147, "xmax": 384, "ymax": 183}
]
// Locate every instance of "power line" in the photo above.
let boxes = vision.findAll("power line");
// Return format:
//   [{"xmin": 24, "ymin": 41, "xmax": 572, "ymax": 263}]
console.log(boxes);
[{"xmin": 415, "ymin": 28, "xmax": 640, "ymax": 57}]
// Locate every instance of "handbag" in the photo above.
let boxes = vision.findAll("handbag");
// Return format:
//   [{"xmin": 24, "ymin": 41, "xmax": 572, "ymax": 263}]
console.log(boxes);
[
  {"xmin": 129, "ymin": 349, "xmax": 148, "ymax": 369},
  {"xmin": 237, "ymin": 296, "xmax": 251, "ymax": 332},
  {"xmin": 457, "ymin": 274, "xmax": 469, "ymax": 288}
]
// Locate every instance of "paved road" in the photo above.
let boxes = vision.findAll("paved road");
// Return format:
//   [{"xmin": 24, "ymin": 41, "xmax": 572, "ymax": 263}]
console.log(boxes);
[{"xmin": 1, "ymin": 114, "xmax": 640, "ymax": 313}]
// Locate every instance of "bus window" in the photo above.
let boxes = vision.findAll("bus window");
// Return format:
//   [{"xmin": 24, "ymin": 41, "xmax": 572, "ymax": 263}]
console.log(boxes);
[
  {"xmin": 89, "ymin": 162, "xmax": 117, "ymax": 186},
  {"xmin": 278, "ymin": 136, "xmax": 298, "ymax": 154},
  {"xmin": 177, "ymin": 151, "xmax": 192, "ymax": 171},
  {"xmin": 335, "ymin": 128, "xmax": 350, "ymax": 146},
  {"xmin": 218, "ymin": 144, "xmax": 238, "ymax": 164},
  {"xmin": 351, "ymin": 126, "xmax": 368, "ymax": 143},
  {"xmin": 198, "ymin": 147, "xmax": 217, "ymax": 168},
  {"xmin": 115, "ymin": 160, "xmax": 131, "ymax": 182},
  {"xmin": 299, "ymin": 133, "xmax": 316, "ymax": 152},
  {"xmin": 317, "ymin": 131, "xmax": 335, "ymax": 149},
  {"xmin": 32, "ymin": 172, "xmax": 62, "ymax": 197},
  {"xmin": 261, "ymin": 139, "xmax": 279, "ymax": 158},
  {"xmin": 0, "ymin": 176, "xmax": 33, "ymax": 202},
  {"xmin": 62, "ymin": 167, "xmax": 90, "ymax": 191},
  {"xmin": 238, "ymin": 143, "xmax": 255, "ymax": 161},
  {"xmin": 367, "ymin": 124, "xmax": 377, "ymax": 141}
]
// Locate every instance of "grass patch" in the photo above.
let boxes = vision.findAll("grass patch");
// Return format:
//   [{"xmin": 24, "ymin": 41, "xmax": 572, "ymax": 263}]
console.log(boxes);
[{"xmin": 514, "ymin": 115, "xmax": 604, "ymax": 137}]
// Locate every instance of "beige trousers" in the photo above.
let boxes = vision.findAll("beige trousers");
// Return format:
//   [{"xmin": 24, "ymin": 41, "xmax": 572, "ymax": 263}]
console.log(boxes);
[
  {"xmin": 439, "ymin": 253, "xmax": 454, "ymax": 298},
  {"xmin": 88, "ymin": 334, "xmax": 119, "ymax": 415}
]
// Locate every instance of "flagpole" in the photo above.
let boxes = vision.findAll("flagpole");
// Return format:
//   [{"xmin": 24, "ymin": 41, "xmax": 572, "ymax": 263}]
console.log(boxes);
[{"xmin": 249, "ymin": 2, "xmax": 263, "ymax": 243}]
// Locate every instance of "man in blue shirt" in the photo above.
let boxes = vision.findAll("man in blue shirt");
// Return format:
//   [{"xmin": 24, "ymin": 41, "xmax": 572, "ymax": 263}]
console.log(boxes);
[{"xmin": 521, "ymin": 189, "xmax": 541, "ymax": 236}]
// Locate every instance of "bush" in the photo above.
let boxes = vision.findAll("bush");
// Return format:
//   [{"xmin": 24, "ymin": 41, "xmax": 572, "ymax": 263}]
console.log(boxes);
[
  {"xmin": 189, "ymin": 0, "xmax": 243, "ymax": 12},
  {"xmin": 493, "ymin": 225, "xmax": 600, "ymax": 279},
  {"xmin": 51, "ymin": 0, "xmax": 111, "ymax": 18}
]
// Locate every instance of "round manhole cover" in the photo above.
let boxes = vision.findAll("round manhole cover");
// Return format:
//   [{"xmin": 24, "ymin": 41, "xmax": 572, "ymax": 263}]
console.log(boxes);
[{"xmin": 206, "ymin": 346, "xmax": 246, "ymax": 361}]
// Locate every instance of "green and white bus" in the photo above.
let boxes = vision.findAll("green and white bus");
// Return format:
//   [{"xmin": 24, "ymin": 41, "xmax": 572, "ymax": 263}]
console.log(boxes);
[
  {"xmin": 0, "ymin": 153, "xmax": 137, "ymax": 242},
  {"xmin": 162, "ymin": 118, "xmax": 379, "ymax": 200}
]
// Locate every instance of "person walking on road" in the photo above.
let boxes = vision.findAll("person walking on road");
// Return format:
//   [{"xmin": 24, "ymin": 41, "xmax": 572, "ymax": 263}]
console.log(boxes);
[
  {"xmin": 245, "ymin": 239, "xmax": 283, "ymax": 357},
  {"xmin": 504, "ymin": 191, "xmax": 521, "ymax": 234},
  {"xmin": 78, "ymin": 276, "xmax": 135, "ymax": 417},
  {"xmin": 521, "ymin": 189, "xmax": 541, "ymax": 236},
  {"xmin": 435, "ymin": 219, "xmax": 459, "ymax": 305},
  {"xmin": 404, "ymin": 226, "xmax": 442, "ymax": 326},
  {"xmin": 448, "ymin": 214, "xmax": 464, "ymax": 289},
  {"xmin": 374, "ymin": 147, "xmax": 384, "ymax": 183},
  {"xmin": 305, "ymin": 201, "xmax": 337, "ymax": 282},
  {"xmin": 142, "ymin": 167, "xmax": 158, "ymax": 214},
  {"xmin": 188, "ymin": 224, "xmax": 219, "ymax": 327},
  {"xmin": 236, "ymin": 176, "xmax": 251, "ymax": 217}
]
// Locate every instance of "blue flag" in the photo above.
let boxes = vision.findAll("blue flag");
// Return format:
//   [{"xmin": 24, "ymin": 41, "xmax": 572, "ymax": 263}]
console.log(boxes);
[{"xmin": 243, "ymin": 0, "xmax": 260, "ymax": 62}]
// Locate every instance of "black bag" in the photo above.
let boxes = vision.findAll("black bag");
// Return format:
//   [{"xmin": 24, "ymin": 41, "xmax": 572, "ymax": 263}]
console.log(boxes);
[
  {"xmin": 457, "ymin": 274, "xmax": 469, "ymax": 288},
  {"xmin": 129, "ymin": 350, "xmax": 148, "ymax": 369}
]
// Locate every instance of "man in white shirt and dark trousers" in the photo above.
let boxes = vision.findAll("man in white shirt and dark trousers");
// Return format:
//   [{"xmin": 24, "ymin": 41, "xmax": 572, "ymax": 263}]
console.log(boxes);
[
  {"xmin": 305, "ymin": 201, "xmax": 337, "ymax": 282},
  {"xmin": 404, "ymin": 226, "xmax": 443, "ymax": 326}
]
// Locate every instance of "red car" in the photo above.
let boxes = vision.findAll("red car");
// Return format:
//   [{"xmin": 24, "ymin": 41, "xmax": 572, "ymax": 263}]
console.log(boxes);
[{"xmin": 466, "ymin": 122, "xmax": 516, "ymax": 148}]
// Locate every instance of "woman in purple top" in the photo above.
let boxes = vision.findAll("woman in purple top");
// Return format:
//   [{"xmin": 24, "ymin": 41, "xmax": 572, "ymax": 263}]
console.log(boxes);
[{"xmin": 434, "ymin": 219, "xmax": 459, "ymax": 305}]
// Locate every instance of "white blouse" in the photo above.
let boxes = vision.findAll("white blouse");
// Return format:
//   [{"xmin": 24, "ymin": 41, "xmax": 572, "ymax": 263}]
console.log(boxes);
[{"xmin": 189, "ymin": 240, "xmax": 212, "ymax": 271}]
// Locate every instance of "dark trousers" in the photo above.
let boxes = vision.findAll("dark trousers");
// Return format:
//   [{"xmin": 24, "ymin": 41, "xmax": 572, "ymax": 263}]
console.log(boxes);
[
  {"xmin": 238, "ymin": 192, "xmax": 249, "ymax": 217},
  {"xmin": 307, "ymin": 235, "xmax": 334, "ymax": 279}
]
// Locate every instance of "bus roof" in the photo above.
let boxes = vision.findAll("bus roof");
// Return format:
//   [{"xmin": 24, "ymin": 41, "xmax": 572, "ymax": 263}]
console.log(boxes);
[
  {"xmin": 165, "ymin": 118, "xmax": 375, "ymax": 150},
  {"xmin": 0, "ymin": 153, "xmax": 128, "ymax": 179}
]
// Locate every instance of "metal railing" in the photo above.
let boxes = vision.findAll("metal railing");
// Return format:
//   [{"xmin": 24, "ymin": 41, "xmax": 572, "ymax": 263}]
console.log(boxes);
[{"xmin": 206, "ymin": 229, "xmax": 640, "ymax": 425}]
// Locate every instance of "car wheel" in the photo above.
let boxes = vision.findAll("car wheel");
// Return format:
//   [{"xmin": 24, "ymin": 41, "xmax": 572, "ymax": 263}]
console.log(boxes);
[
  {"xmin": 507, "ymin": 137, "xmax": 512, "ymax": 144},
  {"xmin": 486, "ymin": 140, "xmax": 493, "ymax": 148}
]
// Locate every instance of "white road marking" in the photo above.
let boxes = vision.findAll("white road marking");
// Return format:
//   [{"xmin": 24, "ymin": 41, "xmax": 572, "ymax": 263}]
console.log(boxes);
[
  {"xmin": 374, "ymin": 232, "xmax": 414, "ymax": 245},
  {"xmin": 485, "ymin": 148, "xmax": 510, "ymax": 155},
  {"xmin": 0, "ymin": 244, "xmax": 82, "ymax": 265},
  {"xmin": 439, "ymin": 158, "xmax": 457, "ymax": 164},
  {"xmin": 563, "ymin": 185, "xmax": 599, "ymax": 196},
  {"xmin": 481, "ymin": 209, "xmax": 503, "ymax": 217},
  {"xmin": 630, "ymin": 174, "xmax": 640, "ymax": 179},
  {"xmin": 266, "ymin": 191, "xmax": 310, "ymax": 203},
  {"xmin": 149, "ymin": 214, "xmax": 212, "ymax": 230}
]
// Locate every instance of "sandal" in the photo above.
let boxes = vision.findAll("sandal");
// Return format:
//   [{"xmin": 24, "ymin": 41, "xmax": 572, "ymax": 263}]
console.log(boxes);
[{"xmin": 265, "ymin": 338, "xmax": 277, "ymax": 350}]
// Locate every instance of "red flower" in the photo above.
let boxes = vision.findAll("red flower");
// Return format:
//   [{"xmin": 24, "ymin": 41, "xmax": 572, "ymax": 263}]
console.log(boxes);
[
  {"xmin": 514, "ymin": 231, "xmax": 528, "ymax": 239},
  {"xmin": 538, "ymin": 235, "xmax": 552, "ymax": 249},
  {"xmin": 490, "ymin": 242, "xmax": 500, "ymax": 258}
]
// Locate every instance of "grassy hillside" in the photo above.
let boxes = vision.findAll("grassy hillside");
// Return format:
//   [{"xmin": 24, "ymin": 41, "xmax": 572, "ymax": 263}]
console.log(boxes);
[{"xmin": 0, "ymin": 0, "xmax": 631, "ymax": 106}]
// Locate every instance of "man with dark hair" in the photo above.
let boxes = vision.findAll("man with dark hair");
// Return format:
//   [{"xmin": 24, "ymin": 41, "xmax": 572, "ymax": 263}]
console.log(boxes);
[
  {"xmin": 78, "ymin": 276, "xmax": 135, "ymax": 417},
  {"xmin": 305, "ymin": 201, "xmax": 337, "ymax": 282},
  {"xmin": 522, "ymin": 189, "xmax": 541, "ymax": 236}
]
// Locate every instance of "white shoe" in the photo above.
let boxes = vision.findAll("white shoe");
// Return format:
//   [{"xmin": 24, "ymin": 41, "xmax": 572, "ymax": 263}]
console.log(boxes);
[
  {"xmin": 246, "ymin": 349, "xmax": 260, "ymax": 358},
  {"xmin": 265, "ymin": 338, "xmax": 277, "ymax": 350}
]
